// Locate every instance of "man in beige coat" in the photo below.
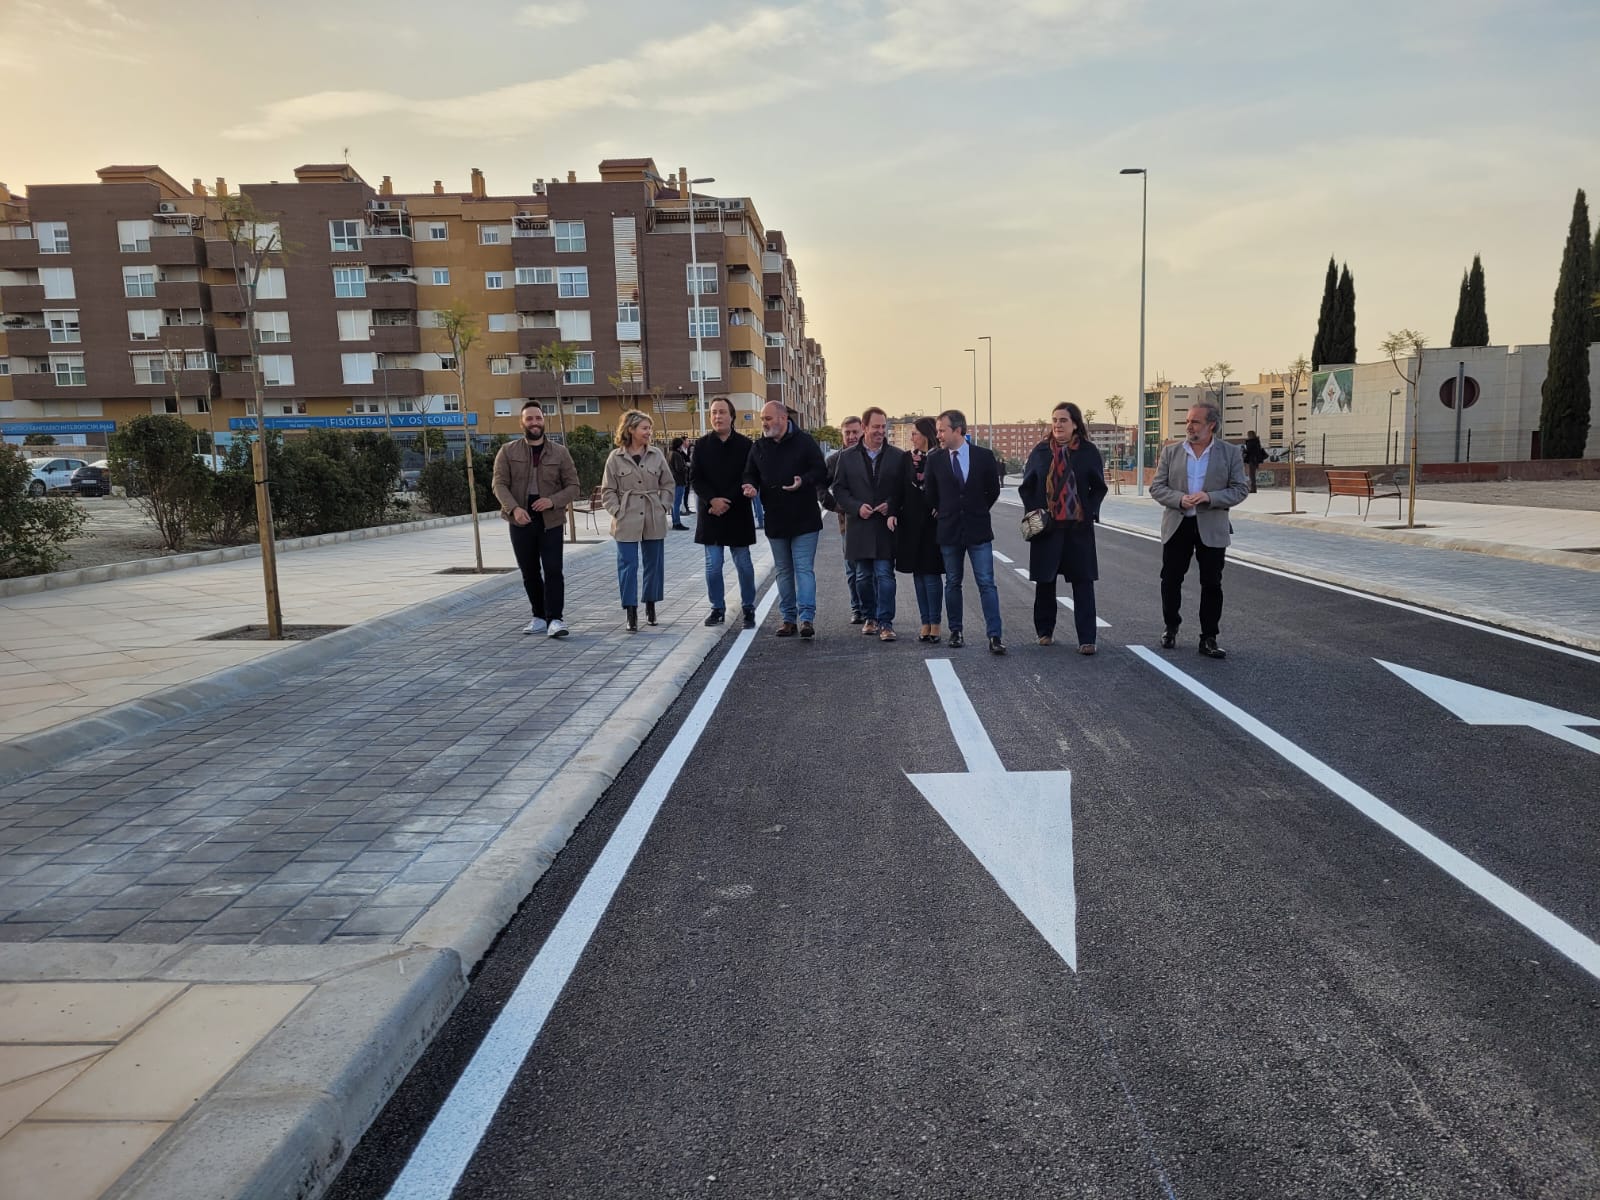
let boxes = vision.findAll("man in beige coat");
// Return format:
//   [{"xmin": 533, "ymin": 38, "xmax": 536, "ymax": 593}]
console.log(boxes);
[{"xmin": 492, "ymin": 401, "xmax": 582, "ymax": 637}]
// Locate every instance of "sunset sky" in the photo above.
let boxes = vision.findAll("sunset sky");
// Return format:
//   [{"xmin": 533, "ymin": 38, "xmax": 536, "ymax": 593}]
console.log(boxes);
[{"xmin": 4, "ymin": 0, "xmax": 1595, "ymax": 425}]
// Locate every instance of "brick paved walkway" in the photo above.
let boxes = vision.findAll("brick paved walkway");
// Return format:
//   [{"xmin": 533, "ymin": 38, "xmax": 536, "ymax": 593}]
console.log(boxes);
[{"xmin": 0, "ymin": 536, "xmax": 771, "ymax": 946}]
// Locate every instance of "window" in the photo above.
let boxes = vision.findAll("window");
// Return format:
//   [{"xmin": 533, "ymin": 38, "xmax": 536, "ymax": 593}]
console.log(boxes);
[
  {"xmin": 688, "ymin": 307, "xmax": 720, "ymax": 339},
  {"xmin": 765, "ymin": 332, "xmax": 785, "ymax": 348},
  {"xmin": 426, "ymin": 222, "xmax": 448, "ymax": 240},
  {"xmin": 276, "ymin": 400, "xmax": 308, "ymax": 415},
  {"xmin": 394, "ymin": 398, "xmax": 416, "ymax": 413},
  {"xmin": 0, "ymin": 362, "xmax": 9, "ymax": 376},
  {"xmin": 254, "ymin": 266, "xmax": 287, "ymax": 299},
  {"xmin": 487, "ymin": 313, "xmax": 514, "ymax": 333},
  {"xmin": 329, "ymin": 219, "xmax": 362, "ymax": 252},
  {"xmin": 36, "ymin": 221, "xmax": 70, "ymax": 254},
  {"xmin": 440, "ymin": 394, "xmax": 462, "ymax": 412},
  {"xmin": 522, "ymin": 311, "xmax": 557, "ymax": 328},
  {"xmin": 117, "ymin": 220, "xmax": 152, "ymax": 253},
  {"xmin": 494, "ymin": 398, "xmax": 514, "ymax": 416},
  {"xmin": 1270, "ymin": 416, "xmax": 1284, "ymax": 427},
  {"xmin": 563, "ymin": 351, "xmax": 594, "ymax": 385},
  {"xmin": 686, "ymin": 263, "xmax": 718, "ymax": 296},
  {"xmin": 554, "ymin": 220, "xmax": 586, "ymax": 252},
  {"xmin": 353, "ymin": 400, "xmax": 382, "ymax": 414},
  {"xmin": 45, "ymin": 310, "xmax": 81, "ymax": 343},
  {"xmin": 333, "ymin": 267, "xmax": 367, "ymax": 298},
  {"xmin": 341, "ymin": 353, "xmax": 376, "ymax": 385},
  {"xmin": 50, "ymin": 354, "xmax": 86, "ymax": 386},
  {"xmin": 479, "ymin": 225, "xmax": 502, "ymax": 245},
  {"xmin": 335, "ymin": 310, "xmax": 371, "ymax": 341},
  {"xmin": 255, "ymin": 311, "xmax": 292, "ymax": 342},
  {"xmin": 490, "ymin": 358, "xmax": 510, "ymax": 376},
  {"xmin": 556, "ymin": 310, "xmax": 591, "ymax": 340},
  {"xmin": 260, "ymin": 355, "xmax": 294, "ymax": 387},
  {"xmin": 39, "ymin": 268, "xmax": 75, "ymax": 299},
  {"xmin": 485, "ymin": 272, "xmax": 505, "ymax": 290},
  {"xmin": 438, "ymin": 355, "xmax": 458, "ymax": 371},
  {"xmin": 127, "ymin": 310, "xmax": 161, "ymax": 341},
  {"xmin": 689, "ymin": 349, "xmax": 722, "ymax": 382},
  {"xmin": 428, "ymin": 267, "xmax": 450, "ymax": 286},
  {"xmin": 121, "ymin": 266, "xmax": 156, "ymax": 298},
  {"xmin": 132, "ymin": 353, "xmax": 166, "ymax": 385},
  {"xmin": 617, "ymin": 302, "xmax": 639, "ymax": 324},
  {"xmin": 567, "ymin": 397, "xmax": 599, "ymax": 415},
  {"xmin": 515, "ymin": 266, "xmax": 553, "ymax": 285},
  {"xmin": 557, "ymin": 267, "xmax": 588, "ymax": 298},
  {"xmin": 183, "ymin": 350, "xmax": 212, "ymax": 370},
  {"xmin": 249, "ymin": 222, "xmax": 281, "ymax": 251}
]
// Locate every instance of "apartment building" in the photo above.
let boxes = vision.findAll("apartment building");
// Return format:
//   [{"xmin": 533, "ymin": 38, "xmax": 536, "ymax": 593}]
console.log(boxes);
[
  {"xmin": 0, "ymin": 159, "xmax": 828, "ymax": 452},
  {"xmin": 1149, "ymin": 371, "xmax": 1307, "ymax": 448},
  {"xmin": 760, "ymin": 230, "xmax": 827, "ymax": 430}
]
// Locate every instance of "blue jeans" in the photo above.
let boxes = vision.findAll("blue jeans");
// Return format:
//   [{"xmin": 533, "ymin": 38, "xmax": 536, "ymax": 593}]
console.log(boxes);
[
  {"xmin": 845, "ymin": 558, "xmax": 865, "ymax": 617},
  {"xmin": 704, "ymin": 543, "xmax": 755, "ymax": 612},
  {"xmin": 942, "ymin": 542, "xmax": 1002, "ymax": 639},
  {"xmin": 768, "ymin": 530, "xmax": 818, "ymax": 623},
  {"xmin": 752, "ymin": 493, "xmax": 765, "ymax": 529},
  {"xmin": 913, "ymin": 574, "xmax": 943, "ymax": 625},
  {"xmin": 616, "ymin": 538, "xmax": 664, "ymax": 607},
  {"xmin": 672, "ymin": 486, "xmax": 689, "ymax": 526},
  {"xmin": 854, "ymin": 558, "xmax": 896, "ymax": 629}
]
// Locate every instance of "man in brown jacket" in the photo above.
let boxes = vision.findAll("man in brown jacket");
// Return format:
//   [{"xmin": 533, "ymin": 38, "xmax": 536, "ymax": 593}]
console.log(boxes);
[{"xmin": 492, "ymin": 401, "xmax": 582, "ymax": 637}]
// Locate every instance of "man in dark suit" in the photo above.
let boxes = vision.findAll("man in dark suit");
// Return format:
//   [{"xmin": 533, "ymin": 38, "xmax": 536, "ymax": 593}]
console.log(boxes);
[
  {"xmin": 830, "ymin": 406, "xmax": 907, "ymax": 641},
  {"xmin": 923, "ymin": 409, "xmax": 1005, "ymax": 654}
]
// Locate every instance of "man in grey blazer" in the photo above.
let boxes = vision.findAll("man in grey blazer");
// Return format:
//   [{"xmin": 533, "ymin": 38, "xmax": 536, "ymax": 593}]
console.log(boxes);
[{"xmin": 1149, "ymin": 402, "xmax": 1251, "ymax": 658}]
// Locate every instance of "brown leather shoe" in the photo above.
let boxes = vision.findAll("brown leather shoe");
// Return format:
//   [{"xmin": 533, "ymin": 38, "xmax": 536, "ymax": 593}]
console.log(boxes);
[
  {"xmin": 862, "ymin": 621, "xmax": 878, "ymax": 635},
  {"xmin": 879, "ymin": 627, "xmax": 897, "ymax": 642},
  {"xmin": 775, "ymin": 622, "xmax": 798, "ymax": 638},
  {"xmin": 1038, "ymin": 635, "xmax": 1053, "ymax": 646},
  {"xmin": 1078, "ymin": 644, "xmax": 1097, "ymax": 655},
  {"xmin": 799, "ymin": 621, "xmax": 815, "ymax": 639}
]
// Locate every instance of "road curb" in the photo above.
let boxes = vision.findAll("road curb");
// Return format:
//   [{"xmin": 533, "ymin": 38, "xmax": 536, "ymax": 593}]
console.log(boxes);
[
  {"xmin": 0, "ymin": 567, "xmax": 521, "ymax": 788},
  {"xmin": 0, "ymin": 512, "xmax": 483, "ymax": 598},
  {"xmin": 1098, "ymin": 517, "xmax": 1600, "ymax": 654}
]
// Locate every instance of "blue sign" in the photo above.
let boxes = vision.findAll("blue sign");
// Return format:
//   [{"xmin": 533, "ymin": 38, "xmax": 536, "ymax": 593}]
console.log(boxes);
[
  {"xmin": 227, "ymin": 413, "xmax": 479, "ymax": 431},
  {"xmin": 1, "ymin": 420, "xmax": 117, "ymax": 435}
]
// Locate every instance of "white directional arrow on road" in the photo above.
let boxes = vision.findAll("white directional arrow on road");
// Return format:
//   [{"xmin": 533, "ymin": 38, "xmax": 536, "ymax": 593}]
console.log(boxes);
[
  {"xmin": 1378, "ymin": 660, "xmax": 1600, "ymax": 755},
  {"xmin": 907, "ymin": 659, "xmax": 1078, "ymax": 970}
]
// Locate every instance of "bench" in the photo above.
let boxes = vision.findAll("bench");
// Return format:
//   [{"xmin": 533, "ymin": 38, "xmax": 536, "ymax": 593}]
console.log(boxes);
[
  {"xmin": 571, "ymin": 485, "xmax": 605, "ymax": 533},
  {"xmin": 1325, "ymin": 469, "xmax": 1402, "ymax": 521}
]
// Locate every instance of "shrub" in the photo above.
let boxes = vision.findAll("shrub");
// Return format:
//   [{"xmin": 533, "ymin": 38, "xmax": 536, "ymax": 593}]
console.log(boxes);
[
  {"xmin": 418, "ymin": 449, "xmax": 495, "ymax": 516},
  {"xmin": 0, "ymin": 443, "xmax": 87, "ymax": 577},
  {"xmin": 270, "ymin": 430, "xmax": 402, "ymax": 538},
  {"xmin": 563, "ymin": 424, "xmax": 610, "ymax": 492},
  {"xmin": 108, "ymin": 415, "xmax": 214, "ymax": 551}
]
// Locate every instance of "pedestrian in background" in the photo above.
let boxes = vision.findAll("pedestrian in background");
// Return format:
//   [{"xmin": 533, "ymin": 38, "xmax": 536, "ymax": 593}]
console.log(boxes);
[
  {"xmin": 669, "ymin": 436, "xmax": 692, "ymax": 529},
  {"xmin": 491, "ymin": 400, "xmax": 581, "ymax": 639},
  {"xmin": 744, "ymin": 400, "xmax": 828, "ymax": 638},
  {"xmin": 1242, "ymin": 430, "xmax": 1267, "ymax": 494},
  {"xmin": 922, "ymin": 409, "xmax": 1006, "ymax": 654},
  {"xmin": 602, "ymin": 410, "xmax": 674, "ymax": 633},
  {"xmin": 1150, "ymin": 402, "xmax": 1251, "ymax": 659},
  {"xmin": 1020, "ymin": 401, "xmax": 1107, "ymax": 653},
  {"xmin": 831, "ymin": 406, "xmax": 907, "ymax": 641},
  {"xmin": 692, "ymin": 397, "xmax": 758, "ymax": 629},
  {"xmin": 824, "ymin": 415, "xmax": 866, "ymax": 623},
  {"xmin": 896, "ymin": 416, "xmax": 945, "ymax": 642}
]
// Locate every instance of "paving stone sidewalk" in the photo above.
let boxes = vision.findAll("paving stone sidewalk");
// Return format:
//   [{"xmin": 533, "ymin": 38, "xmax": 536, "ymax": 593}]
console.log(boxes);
[{"xmin": 0, "ymin": 536, "xmax": 770, "ymax": 946}]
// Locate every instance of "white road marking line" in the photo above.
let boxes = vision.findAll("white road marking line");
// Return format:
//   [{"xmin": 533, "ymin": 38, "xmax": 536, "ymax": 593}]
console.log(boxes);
[
  {"xmin": 1013, "ymin": 566, "xmax": 1030, "ymax": 578},
  {"xmin": 1056, "ymin": 597, "xmax": 1112, "ymax": 629},
  {"xmin": 925, "ymin": 658, "xmax": 1005, "ymax": 773},
  {"xmin": 1129, "ymin": 644, "xmax": 1600, "ymax": 985},
  {"xmin": 385, "ymin": 585, "xmax": 782, "ymax": 1200},
  {"xmin": 1098, "ymin": 523, "xmax": 1600, "ymax": 666},
  {"xmin": 993, "ymin": 550, "xmax": 1014, "ymax": 563}
]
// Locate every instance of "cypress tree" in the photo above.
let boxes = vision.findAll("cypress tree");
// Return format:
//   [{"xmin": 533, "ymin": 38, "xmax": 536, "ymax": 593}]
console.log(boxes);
[
  {"xmin": 1450, "ymin": 269, "xmax": 1471, "ymax": 347},
  {"xmin": 1467, "ymin": 255, "xmax": 1489, "ymax": 345},
  {"xmin": 1590, "ymin": 226, "xmax": 1600, "ymax": 344},
  {"xmin": 1311, "ymin": 256, "xmax": 1337, "ymax": 370},
  {"xmin": 1333, "ymin": 264, "xmax": 1357, "ymax": 363},
  {"xmin": 1539, "ymin": 189, "xmax": 1592, "ymax": 459}
]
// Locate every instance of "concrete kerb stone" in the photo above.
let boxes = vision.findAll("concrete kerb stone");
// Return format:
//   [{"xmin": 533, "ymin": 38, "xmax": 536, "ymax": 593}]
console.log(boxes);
[
  {"xmin": 1097, "ymin": 516, "xmax": 1600, "ymax": 654},
  {"xmin": 0, "ymin": 567, "xmax": 523, "ymax": 788},
  {"xmin": 0, "ymin": 512, "xmax": 484, "ymax": 598}
]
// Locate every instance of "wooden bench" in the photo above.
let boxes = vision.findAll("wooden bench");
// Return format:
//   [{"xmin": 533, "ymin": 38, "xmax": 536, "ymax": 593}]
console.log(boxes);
[{"xmin": 1325, "ymin": 469, "xmax": 1401, "ymax": 521}]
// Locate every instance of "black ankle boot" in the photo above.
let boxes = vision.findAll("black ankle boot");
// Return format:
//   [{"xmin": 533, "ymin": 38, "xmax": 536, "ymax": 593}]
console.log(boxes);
[
  {"xmin": 625, "ymin": 605, "xmax": 638, "ymax": 632},
  {"xmin": 645, "ymin": 602, "xmax": 657, "ymax": 625}
]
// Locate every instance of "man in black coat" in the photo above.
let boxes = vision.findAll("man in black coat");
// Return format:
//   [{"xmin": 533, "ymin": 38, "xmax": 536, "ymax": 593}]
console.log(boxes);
[
  {"xmin": 922, "ymin": 408, "xmax": 1006, "ymax": 654},
  {"xmin": 691, "ymin": 397, "xmax": 757, "ymax": 628},
  {"xmin": 743, "ymin": 400, "xmax": 828, "ymax": 637},
  {"xmin": 830, "ymin": 406, "xmax": 908, "ymax": 640}
]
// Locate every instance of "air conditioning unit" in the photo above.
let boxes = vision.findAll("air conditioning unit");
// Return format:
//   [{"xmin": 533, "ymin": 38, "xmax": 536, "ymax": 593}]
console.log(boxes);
[
  {"xmin": 158, "ymin": 202, "xmax": 177, "ymax": 214},
  {"xmin": 371, "ymin": 200, "xmax": 391, "ymax": 211}
]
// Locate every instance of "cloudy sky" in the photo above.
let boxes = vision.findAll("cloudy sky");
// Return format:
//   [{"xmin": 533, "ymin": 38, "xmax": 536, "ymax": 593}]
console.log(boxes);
[{"xmin": 4, "ymin": 0, "xmax": 1595, "ymax": 423}]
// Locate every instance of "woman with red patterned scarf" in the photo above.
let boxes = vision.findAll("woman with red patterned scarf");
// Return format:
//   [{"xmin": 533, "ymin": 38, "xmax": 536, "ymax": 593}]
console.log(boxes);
[{"xmin": 1019, "ymin": 401, "xmax": 1108, "ymax": 653}]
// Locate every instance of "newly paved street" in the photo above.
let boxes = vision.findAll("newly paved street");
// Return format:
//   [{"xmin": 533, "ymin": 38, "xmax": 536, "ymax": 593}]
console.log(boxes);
[{"xmin": 326, "ymin": 520, "xmax": 1600, "ymax": 1199}]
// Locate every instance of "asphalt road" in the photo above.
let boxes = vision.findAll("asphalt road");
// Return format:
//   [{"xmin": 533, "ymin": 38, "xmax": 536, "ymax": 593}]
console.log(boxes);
[{"xmin": 329, "ymin": 520, "xmax": 1600, "ymax": 1200}]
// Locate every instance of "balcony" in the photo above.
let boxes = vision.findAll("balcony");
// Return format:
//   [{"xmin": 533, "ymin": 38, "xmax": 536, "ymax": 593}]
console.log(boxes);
[
  {"xmin": 724, "ymin": 234, "xmax": 760, "ymax": 272},
  {"xmin": 368, "ymin": 324, "xmax": 421, "ymax": 354},
  {"xmin": 155, "ymin": 324, "xmax": 213, "ymax": 351},
  {"xmin": 364, "ymin": 280, "xmax": 417, "ymax": 310},
  {"xmin": 210, "ymin": 285, "xmax": 245, "ymax": 313},
  {"xmin": 0, "ymin": 239, "xmax": 38, "ymax": 269},
  {"xmin": 3, "ymin": 328, "xmax": 53, "ymax": 356},
  {"xmin": 10, "ymin": 372, "xmax": 67, "ymax": 402},
  {"xmin": 361, "ymin": 368, "xmax": 423, "ymax": 395},
  {"xmin": 155, "ymin": 280, "xmax": 208, "ymax": 309},
  {"xmin": 517, "ymin": 328, "xmax": 558, "ymax": 357},
  {"xmin": 151, "ymin": 235, "xmax": 203, "ymax": 268},
  {"xmin": 361, "ymin": 237, "xmax": 414, "ymax": 268},
  {"xmin": 727, "ymin": 321, "xmax": 764, "ymax": 356},
  {"xmin": 214, "ymin": 327, "xmax": 253, "ymax": 357},
  {"xmin": 727, "ymin": 276, "xmax": 762, "ymax": 312},
  {"xmin": 175, "ymin": 368, "xmax": 218, "ymax": 393},
  {"xmin": 514, "ymin": 284, "xmax": 550, "ymax": 312},
  {"xmin": 0, "ymin": 285, "xmax": 46, "ymax": 313},
  {"xmin": 219, "ymin": 371, "xmax": 262, "ymax": 401}
]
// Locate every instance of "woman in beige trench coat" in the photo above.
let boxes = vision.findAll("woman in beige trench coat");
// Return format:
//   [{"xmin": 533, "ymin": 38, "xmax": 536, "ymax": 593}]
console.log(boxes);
[{"xmin": 601, "ymin": 409, "xmax": 675, "ymax": 631}]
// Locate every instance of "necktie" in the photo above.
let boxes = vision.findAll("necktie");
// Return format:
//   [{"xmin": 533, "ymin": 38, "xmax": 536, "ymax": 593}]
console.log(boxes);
[{"xmin": 952, "ymin": 452, "xmax": 965, "ymax": 489}]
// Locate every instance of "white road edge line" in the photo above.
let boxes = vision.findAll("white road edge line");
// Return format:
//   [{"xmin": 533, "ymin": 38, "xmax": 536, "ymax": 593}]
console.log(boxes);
[
  {"xmin": 1011, "ymin": 565, "xmax": 1112, "ymax": 628},
  {"xmin": 384, "ymin": 585, "xmax": 782, "ymax": 1200},
  {"xmin": 926, "ymin": 658, "xmax": 1005, "ymax": 773},
  {"xmin": 993, "ymin": 550, "xmax": 1014, "ymax": 564},
  {"xmin": 1128, "ymin": 644, "xmax": 1600, "ymax": 985},
  {"xmin": 1099, "ymin": 522, "xmax": 1600, "ymax": 666}
]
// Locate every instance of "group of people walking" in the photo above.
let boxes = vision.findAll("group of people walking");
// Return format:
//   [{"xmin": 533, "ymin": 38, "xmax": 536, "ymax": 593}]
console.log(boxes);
[{"xmin": 492, "ymin": 396, "xmax": 1251, "ymax": 659}]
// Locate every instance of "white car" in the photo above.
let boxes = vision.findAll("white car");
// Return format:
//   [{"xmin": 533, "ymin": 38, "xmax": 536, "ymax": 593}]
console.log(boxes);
[{"xmin": 27, "ymin": 457, "xmax": 87, "ymax": 497}]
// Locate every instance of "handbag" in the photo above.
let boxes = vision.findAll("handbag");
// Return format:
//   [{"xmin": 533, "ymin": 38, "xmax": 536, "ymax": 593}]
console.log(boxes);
[{"xmin": 1020, "ymin": 509, "xmax": 1050, "ymax": 541}]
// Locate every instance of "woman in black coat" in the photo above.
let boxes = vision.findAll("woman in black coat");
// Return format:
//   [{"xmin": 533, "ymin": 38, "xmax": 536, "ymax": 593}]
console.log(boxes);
[
  {"xmin": 1018, "ymin": 401, "xmax": 1108, "ymax": 653},
  {"xmin": 894, "ymin": 416, "xmax": 946, "ymax": 642}
]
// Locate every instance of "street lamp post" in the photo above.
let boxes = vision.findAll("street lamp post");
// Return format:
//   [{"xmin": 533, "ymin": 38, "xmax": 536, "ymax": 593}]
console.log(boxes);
[
  {"xmin": 965, "ymin": 349, "xmax": 977, "ymax": 442},
  {"xmin": 978, "ymin": 334, "xmax": 993, "ymax": 450},
  {"xmin": 1120, "ymin": 168, "xmax": 1148, "ymax": 495},
  {"xmin": 934, "ymin": 385, "xmax": 942, "ymax": 412},
  {"xmin": 1387, "ymin": 388, "xmax": 1400, "ymax": 464},
  {"xmin": 644, "ymin": 169, "xmax": 716, "ymax": 438}
]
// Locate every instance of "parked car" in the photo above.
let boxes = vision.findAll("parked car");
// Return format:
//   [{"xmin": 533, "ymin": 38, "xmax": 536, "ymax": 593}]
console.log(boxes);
[
  {"xmin": 27, "ymin": 457, "xmax": 88, "ymax": 497},
  {"xmin": 397, "ymin": 467, "xmax": 421, "ymax": 492},
  {"xmin": 69, "ymin": 463, "xmax": 112, "ymax": 497}
]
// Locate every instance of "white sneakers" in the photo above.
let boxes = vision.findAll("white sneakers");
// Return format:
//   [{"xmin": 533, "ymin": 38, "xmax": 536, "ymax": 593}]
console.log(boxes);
[
  {"xmin": 523, "ymin": 617, "xmax": 548, "ymax": 635},
  {"xmin": 546, "ymin": 619, "xmax": 569, "ymax": 638}
]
